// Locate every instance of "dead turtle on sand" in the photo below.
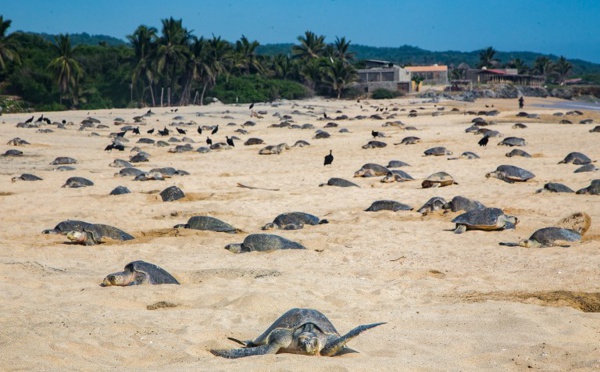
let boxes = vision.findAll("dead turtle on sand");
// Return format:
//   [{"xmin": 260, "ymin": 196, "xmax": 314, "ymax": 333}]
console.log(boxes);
[
  {"xmin": 424, "ymin": 147, "xmax": 452, "ymax": 156},
  {"xmin": 576, "ymin": 179, "xmax": 600, "ymax": 195},
  {"xmin": 421, "ymin": 171, "xmax": 457, "ymax": 188},
  {"xmin": 451, "ymin": 207, "xmax": 518, "ymax": 234},
  {"xmin": 101, "ymin": 261, "xmax": 179, "ymax": 286},
  {"xmin": 486, "ymin": 165, "xmax": 535, "ymax": 183},
  {"xmin": 224, "ymin": 234, "xmax": 305, "ymax": 253},
  {"xmin": 354, "ymin": 163, "xmax": 389, "ymax": 177},
  {"xmin": 319, "ymin": 178, "xmax": 359, "ymax": 188},
  {"xmin": 262, "ymin": 212, "xmax": 328, "ymax": 230},
  {"xmin": 536, "ymin": 182, "xmax": 574, "ymax": 194},
  {"xmin": 211, "ymin": 308, "xmax": 384, "ymax": 358},
  {"xmin": 365, "ymin": 200, "xmax": 413, "ymax": 212},
  {"xmin": 380, "ymin": 170, "xmax": 413, "ymax": 183},
  {"xmin": 174, "ymin": 216, "xmax": 240, "ymax": 233},
  {"xmin": 11, "ymin": 173, "xmax": 43, "ymax": 182},
  {"xmin": 558, "ymin": 152, "xmax": 592, "ymax": 165},
  {"xmin": 417, "ymin": 196, "xmax": 447, "ymax": 215}
]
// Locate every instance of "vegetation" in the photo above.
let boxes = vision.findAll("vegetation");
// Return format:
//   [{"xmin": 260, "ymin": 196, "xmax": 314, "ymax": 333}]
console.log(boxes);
[
  {"xmin": 0, "ymin": 14, "xmax": 599, "ymax": 112},
  {"xmin": 371, "ymin": 88, "xmax": 403, "ymax": 99}
]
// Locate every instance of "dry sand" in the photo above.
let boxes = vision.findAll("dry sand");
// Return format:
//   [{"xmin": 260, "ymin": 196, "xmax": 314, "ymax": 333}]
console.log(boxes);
[{"xmin": 1, "ymin": 95, "xmax": 599, "ymax": 371}]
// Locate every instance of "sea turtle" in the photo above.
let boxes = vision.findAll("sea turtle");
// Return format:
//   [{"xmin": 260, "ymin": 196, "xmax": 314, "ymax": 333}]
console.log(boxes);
[
  {"xmin": 459, "ymin": 151, "xmax": 480, "ymax": 160},
  {"xmin": 354, "ymin": 163, "xmax": 389, "ymax": 178},
  {"xmin": 50, "ymin": 156, "xmax": 77, "ymax": 165},
  {"xmin": 396, "ymin": 136, "xmax": 420, "ymax": 145},
  {"xmin": 443, "ymin": 195, "xmax": 486, "ymax": 213},
  {"xmin": 558, "ymin": 152, "xmax": 592, "ymax": 165},
  {"xmin": 7, "ymin": 137, "xmax": 30, "ymax": 146},
  {"xmin": 386, "ymin": 160, "xmax": 410, "ymax": 168},
  {"xmin": 224, "ymin": 234, "xmax": 305, "ymax": 253},
  {"xmin": 62, "ymin": 177, "xmax": 94, "ymax": 188},
  {"xmin": 109, "ymin": 159, "xmax": 133, "ymax": 168},
  {"xmin": 589, "ymin": 125, "xmax": 600, "ymax": 133},
  {"xmin": 574, "ymin": 164, "xmax": 598, "ymax": 173},
  {"xmin": 55, "ymin": 165, "xmax": 76, "ymax": 172},
  {"xmin": 451, "ymin": 207, "xmax": 518, "ymax": 234},
  {"xmin": 417, "ymin": 196, "xmax": 447, "ymax": 215},
  {"xmin": 262, "ymin": 212, "xmax": 328, "ymax": 230},
  {"xmin": 536, "ymin": 182, "xmax": 574, "ymax": 194},
  {"xmin": 421, "ymin": 172, "xmax": 457, "ymax": 188},
  {"xmin": 505, "ymin": 149, "xmax": 532, "ymax": 158},
  {"xmin": 110, "ymin": 186, "xmax": 131, "ymax": 195},
  {"xmin": 210, "ymin": 308, "xmax": 384, "ymax": 358},
  {"xmin": 293, "ymin": 140, "xmax": 311, "ymax": 147},
  {"xmin": 365, "ymin": 200, "xmax": 413, "ymax": 212},
  {"xmin": 314, "ymin": 130, "xmax": 331, "ymax": 139},
  {"xmin": 244, "ymin": 138, "xmax": 265, "ymax": 146},
  {"xmin": 362, "ymin": 140, "xmax": 387, "ymax": 149},
  {"xmin": 160, "ymin": 186, "xmax": 185, "ymax": 201},
  {"xmin": 117, "ymin": 167, "xmax": 144, "ymax": 177},
  {"xmin": 424, "ymin": 147, "xmax": 452, "ymax": 156},
  {"xmin": 319, "ymin": 178, "xmax": 359, "ymax": 188},
  {"xmin": 380, "ymin": 170, "xmax": 413, "ymax": 183},
  {"xmin": 486, "ymin": 165, "xmax": 535, "ymax": 183},
  {"xmin": 500, "ymin": 228, "xmax": 582, "ymax": 248},
  {"xmin": 43, "ymin": 220, "xmax": 134, "ymax": 241},
  {"xmin": 66, "ymin": 229, "xmax": 102, "ymax": 245},
  {"xmin": 101, "ymin": 261, "xmax": 180, "ymax": 286},
  {"xmin": 174, "ymin": 216, "xmax": 240, "ymax": 233},
  {"xmin": 11, "ymin": 173, "xmax": 43, "ymax": 182},
  {"xmin": 512, "ymin": 123, "xmax": 528, "ymax": 129},
  {"xmin": 498, "ymin": 137, "xmax": 526, "ymax": 146},
  {"xmin": 576, "ymin": 179, "xmax": 600, "ymax": 195},
  {"xmin": 3, "ymin": 149, "xmax": 23, "ymax": 156},
  {"xmin": 130, "ymin": 152, "xmax": 150, "ymax": 162}
]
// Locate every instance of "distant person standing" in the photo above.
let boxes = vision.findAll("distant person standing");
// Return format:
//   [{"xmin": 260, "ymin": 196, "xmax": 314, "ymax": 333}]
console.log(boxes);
[{"xmin": 518, "ymin": 96, "xmax": 524, "ymax": 109}]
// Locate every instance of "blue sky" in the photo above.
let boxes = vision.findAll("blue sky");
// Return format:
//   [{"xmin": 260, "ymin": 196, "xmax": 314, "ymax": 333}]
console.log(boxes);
[{"xmin": 2, "ymin": 0, "xmax": 599, "ymax": 63}]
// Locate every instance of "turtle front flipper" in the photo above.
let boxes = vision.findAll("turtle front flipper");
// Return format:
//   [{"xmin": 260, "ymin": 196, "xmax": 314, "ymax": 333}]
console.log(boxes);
[
  {"xmin": 453, "ymin": 224, "xmax": 467, "ymax": 234},
  {"xmin": 320, "ymin": 322, "xmax": 385, "ymax": 357},
  {"xmin": 227, "ymin": 337, "xmax": 252, "ymax": 346}
]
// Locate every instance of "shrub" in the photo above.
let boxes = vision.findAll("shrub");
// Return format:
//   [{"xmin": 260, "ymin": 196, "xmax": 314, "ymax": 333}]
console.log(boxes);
[
  {"xmin": 210, "ymin": 75, "xmax": 309, "ymax": 104},
  {"xmin": 371, "ymin": 88, "xmax": 402, "ymax": 99}
]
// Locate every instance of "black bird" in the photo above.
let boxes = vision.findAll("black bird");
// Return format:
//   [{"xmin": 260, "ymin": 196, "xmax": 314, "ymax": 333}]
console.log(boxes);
[
  {"xmin": 115, "ymin": 131, "xmax": 126, "ymax": 138},
  {"xmin": 176, "ymin": 127, "xmax": 187, "ymax": 135},
  {"xmin": 132, "ymin": 127, "xmax": 140, "ymax": 135},
  {"xmin": 249, "ymin": 102, "xmax": 254, "ymax": 110},
  {"xmin": 197, "ymin": 126, "xmax": 203, "ymax": 134},
  {"xmin": 324, "ymin": 150, "xmax": 334, "ymax": 166},
  {"xmin": 478, "ymin": 135, "xmax": 489, "ymax": 147},
  {"xmin": 147, "ymin": 128, "xmax": 155, "ymax": 134},
  {"xmin": 61, "ymin": 119, "xmax": 66, "ymax": 124},
  {"xmin": 158, "ymin": 127, "xmax": 169, "ymax": 136},
  {"xmin": 35, "ymin": 114, "xmax": 44, "ymax": 122},
  {"xmin": 43, "ymin": 117, "xmax": 51, "ymax": 124},
  {"xmin": 104, "ymin": 143, "xmax": 125, "ymax": 151},
  {"xmin": 24, "ymin": 116, "xmax": 34, "ymax": 123},
  {"xmin": 146, "ymin": 109, "xmax": 152, "ymax": 115},
  {"xmin": 323, "ymin": 113, "xmax": 328, "ymax": 119},
  {"xmin": 211, "ymin": 125, "xmax": 219, "ymax": 135},
  {"xmin": 371, "ymin": 130, "xmax": 380, "ymax": 139},
  {"xmin": 206, "ymin": 137, "xmax": 213, "ymax": 146},
  {"xmin": 226, "ymin": 136, "xmax": 235, "ymax": 147}
]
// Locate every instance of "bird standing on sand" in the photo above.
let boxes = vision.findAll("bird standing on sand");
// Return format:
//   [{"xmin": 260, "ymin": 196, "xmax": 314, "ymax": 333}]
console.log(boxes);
[
  {"xmin": 132, "ymin": 127, "xmax": 140, "ymax": 135},
  {"xmin": 372, "ymin": 130, "xmax": 380, "ymax": 139},
  {"xmin": 211, "ymin": 125, "xmax": 219, "ymax": 135},
  {"xmin": 478, "ymin": 136, "xmax": 489, "ymax": 147},
  {"xmin": 197, "ymin": 126, "xmax": 202, "ymax": 135},
  {"xmin": 324, "ymin": 150, "xmax": 334, "ymax": 166},
  {"xmin": 206, "ymin": 137, "xmax": 213, "ymax": 145},
  {"xmin": 147, "ymin": 128, "xmax": 155, "ymax": 134},
  {"xmin": 249, "ymin": 103, "xmax": 254, "ymax": 110},
  {"xmin": 176, "ymin": 127, "xmax": 186, "ymax": 135},
  {"xmin": 226, "ymin": 136, "xmax": 235, "ymax": 147},
  {"xmin": 25, "ymin": 116, "xmax": 34, "ymax": 124},
  {"xmin": 35, "ymin": 114, "xmax": 44, "ymax": 122}
]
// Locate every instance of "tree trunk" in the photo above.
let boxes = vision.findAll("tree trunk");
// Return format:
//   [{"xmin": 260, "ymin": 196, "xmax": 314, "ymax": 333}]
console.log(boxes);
[
  {"xmin": 200, "ymin": 82, "xmax": 208, "ymax": 106},
  {"xmin": 160, "ymin": 87, "xmax": 164, "ymax": 107}
]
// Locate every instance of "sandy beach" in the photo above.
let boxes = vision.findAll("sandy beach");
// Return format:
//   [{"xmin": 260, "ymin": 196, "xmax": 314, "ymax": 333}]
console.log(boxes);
[{"xmin": 1, "ymin": 94, "xmax": 599, "ymax": 371}]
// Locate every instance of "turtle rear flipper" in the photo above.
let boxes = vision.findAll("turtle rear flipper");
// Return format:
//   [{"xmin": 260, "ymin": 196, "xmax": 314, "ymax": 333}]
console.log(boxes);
[
  {"xmin": 499, "ymin": 242, "xmax": 519, "ymax": 247},
  {"xmin": 320, "ymin": 322, "xmax": 385, "ymax": 357},
  {"xmin": 212, "ymin": 329, "xmax": 291, "ymax": 358}
]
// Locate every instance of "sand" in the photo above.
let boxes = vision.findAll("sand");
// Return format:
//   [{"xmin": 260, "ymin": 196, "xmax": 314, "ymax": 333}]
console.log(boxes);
[{"xmin": 1, "ymin": 94, "xmax": 599, "ymax": 371}]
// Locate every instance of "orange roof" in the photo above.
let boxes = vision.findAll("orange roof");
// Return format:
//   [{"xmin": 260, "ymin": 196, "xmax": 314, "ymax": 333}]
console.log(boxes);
[{"xmin": 404, "ymin": 65, "xmax": 448, "ymax": 72}]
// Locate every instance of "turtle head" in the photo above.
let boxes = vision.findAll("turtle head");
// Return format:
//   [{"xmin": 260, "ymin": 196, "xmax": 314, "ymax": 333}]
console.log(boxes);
[
  {"xmin": 66, "ymin": 231, "xmax": 87, "ymax": 244},
  {"xmin": 224, "ymin": 243, "xmax": 244, "ymax": 254},
  {"xmin": 101, "ymin": 272, "xmax": 133, "ymax": 286},
  {"xmin": 296, "ymin": 331, "xmax": 322, "ymax": 355},
  {"xmin": 518, "ymin": 239, "xmax": 541, "ymax": 248}
]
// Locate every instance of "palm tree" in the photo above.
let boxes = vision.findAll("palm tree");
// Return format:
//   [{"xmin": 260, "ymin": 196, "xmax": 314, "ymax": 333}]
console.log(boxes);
[
  {"xmin": 292, "ymin": 31, "xmax": 326, "ymax": 60},
  {"xmin": 553, "ymin": 56, "xmax": 572, "ymax": 85},
  {"xmin": 180, "ymin": 36, "xmax": 211, "ymax": 105},
  {"xmin": 477, "ymin": 47, "xmax": 500, "ymax": 69},
  {"xmin": 533, "ymin": 56, "xmax": 553, "ymax": 79},
  {"xmin": 0, "ymin": 15, "xmax": 20, "ymax": 71},
  {"xmin": 48, "ymin": 34, "xmax": 83, "ymax": 106},
  {"xmin": 196, "ymin": 35, "xmax": 232, "ymax": 105},
  {"xmin": 156, "ymin": 17, "xmax": 191, "ymax": 106},
  {"xmin": 127, "ymin": 25, "xmax": 158, "ymax": 106},
  {"xmin": 322, "ymin": 58, "xmax": 358, "ymax": 98},
  {"xmin": 332, "ymin": 36, "xmax": 355, "ymax": 63},
  {"xmin": 506, "ymin": 58, "xmax": 529, "ymax": 74},
  {"xmin": 234, "ymin": 35, "xmax": 262, "ymax": 75}
]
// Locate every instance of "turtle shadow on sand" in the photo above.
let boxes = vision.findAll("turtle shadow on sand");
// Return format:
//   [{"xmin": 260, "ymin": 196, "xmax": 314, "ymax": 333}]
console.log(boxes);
[{"xmin": 210, "ymin": 308, "xmax": 385, "ymax": 358}]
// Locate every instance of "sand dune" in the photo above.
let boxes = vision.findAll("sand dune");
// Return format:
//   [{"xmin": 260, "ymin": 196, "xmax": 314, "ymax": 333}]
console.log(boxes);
[{"xmin": 1, "ymin": 95, "xmax": 599, "ymax": 371}]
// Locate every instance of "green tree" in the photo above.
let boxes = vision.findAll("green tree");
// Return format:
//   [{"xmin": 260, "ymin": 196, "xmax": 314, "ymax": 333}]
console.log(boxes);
[
  {"xmin": 477, "ymin": 47, "xmax": 500, "ymax": 69},
  {"xmin": 48, "ymin": 34, "xmax": 83, "ymax": 106},
  {"xmin": 533, "ymin": 56, "xmax": 553, "ymax": 79},
  {"xmin": 553, "ymin": 56, "xmax": 572, "ymax": 85},
  {"xmin": 506, "ymin": 58, "xmax": 529, "ymax": 74},
  {"xmin": 156, "ymin": 17, "xmax": 191, "ymax": 106},
  {"xmin": 127, "ymin": 25, "xmax": 158, "ymax": 106},
  {"xmin": 0, "ymin": 15, "xmax": 21, "ymax": 71},
  {"xmin": 233, "ymin": 35, "xmax": 262, "ymax": 75},
  {"xmin": 292, "ymin": 31, "xmax": 326, "ymax": 60},
  {"xmin": 332, "ymin": 36, "xmax": 355, "ymax": 63},
  {"xmin": 322, "ymin": 58, "xmax": 358, "ymax": 98}
]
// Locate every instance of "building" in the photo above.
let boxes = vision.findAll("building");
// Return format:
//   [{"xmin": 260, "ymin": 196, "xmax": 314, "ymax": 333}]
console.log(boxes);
[
  {"xmin": 355, "ymin": 60, "xmax": 448, "ymax": 94},
  {"xmin": 465, "ymin": 68, "xmax": 544, "ymax": 87}
]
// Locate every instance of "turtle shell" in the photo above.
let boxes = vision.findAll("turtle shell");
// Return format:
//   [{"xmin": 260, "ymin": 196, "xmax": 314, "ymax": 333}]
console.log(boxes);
[
  {"xmin": 180, "ymin": 216, "xmax": 238, "ymax": 233},
  {"xmin": 322, "ymin": 178, "xmax": 359, "ymax": 188},
  {"xmin": 498, "ymin": 137, "xmax": 526, "ymax": 146},
  {"xmin": 451, "ymin": 207, "xmax": 508, "ymax": 230},
  {"xmin": 354, "ymin": 163, "xmax": 389, "ymax": 177},
  {"xmin": 528, "ymin": 227, "xmax": 581, "ymax": 247},
  {"xmin": 272, "ymin": 212, "xmax": 321, "ymax": 227},
  {"xmin": 559, "ymin": 152, "xmax": 591, "ymax": 165},
  {"xmin": 541, "ymin": 183, "xmax": 574, "ymax": 193},
  {"xmin": 365, "ymin": 200, "xmax": 413, "ymax": 212},
  {"xmin": 424, "ymin": 147, "xmax": 451, "ymax": 156},
  {"xmin": 251, "ymin": 308, "xmax": 339, "ymax": 345},
  {"xmin": 422, "ymin": 172, "xmax": 456, "ymax": 188},
  {"xmin": 386, "ymin": 160, "xmax": 410, "ymax": 168},
  {"xmin": 237, "ymin": 234, "xmax": 305, "ymax": 252},
  {"xmin": 494, "ymin": 165, "xmax": 535, "ymax": 181}
]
